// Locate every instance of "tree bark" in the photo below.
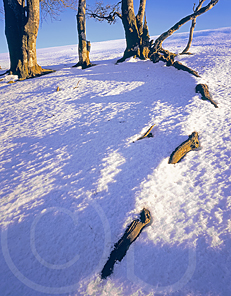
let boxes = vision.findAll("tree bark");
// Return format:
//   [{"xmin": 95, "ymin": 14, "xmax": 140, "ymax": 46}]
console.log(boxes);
[
  {"xmin": 117, "ymin": 0, "xmax": 150, "ymax": 63},
  {"xmin": 117, "ymin": 0, "xmax": 140, "ymax": 63},
  {"xmin": 3, "ymin": 0, "xmax": 52, "ymax": 80},
  {"xmin": 73, "ymin": 0, "xmax": 92, "ymax": 69},
  {"xmin": 136, "ymin": 0, "xmax": 146, "ymax": 38}
]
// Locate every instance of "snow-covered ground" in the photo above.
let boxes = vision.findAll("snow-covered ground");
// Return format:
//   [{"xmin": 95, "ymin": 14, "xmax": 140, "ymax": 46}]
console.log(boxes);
[{"xmin": 0, "ymin": 27, "xmax": 231, "ymax": 296}]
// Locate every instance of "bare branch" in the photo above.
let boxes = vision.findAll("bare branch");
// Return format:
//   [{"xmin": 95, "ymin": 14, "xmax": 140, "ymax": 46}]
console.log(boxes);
[
  {"xmin": 40, "ymin": 0, "xmax": 76, "ymax": 21},
  {"xmin": 86, "ymin": 1, "xmax": 122, "ymax": 24},
  {"xmin": 181, "ymin": 0, "xmax": 206, "ymax": 54},
  {"xmin": 152, "ymin": 0, "xmax": 219, "ymax": 52}
]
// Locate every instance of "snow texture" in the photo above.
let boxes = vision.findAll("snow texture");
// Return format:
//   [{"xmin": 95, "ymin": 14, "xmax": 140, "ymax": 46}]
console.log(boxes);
[{"xmin": 0, "ymin": 27, "xmax": 231, "ymax": 296}]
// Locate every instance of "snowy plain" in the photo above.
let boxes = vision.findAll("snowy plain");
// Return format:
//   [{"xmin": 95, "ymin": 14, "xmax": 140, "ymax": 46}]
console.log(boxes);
[{"xmin": 0, "ymin": 27, "xmax": 231, "ymax": 296}]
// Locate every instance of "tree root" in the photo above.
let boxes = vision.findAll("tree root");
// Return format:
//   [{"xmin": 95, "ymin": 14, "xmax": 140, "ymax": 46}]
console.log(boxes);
[
  {"xmin": 0, "ymin": 67, "xmax": 55, "ymax": 80},
  {"xmin": 169, "ymin": 132, "xmax": 200, "ymax": 164},
  {"xmin": 149, "ymin": 48, "xmax": 200, "ymax": 77},
  {"xmin": 195, "ymin": 84, "xmax": 218, "ymax": 108},
  {"xmin": 72, "ymin": 61, "xmax": 96, "ymax": 69},
  {"xmin": 101, "ymin": 208, "xmax": 151, "ymax": 279},
  {"xmin": 116, "ymin": 47, "xmax": 139, "ymax": 64},
  {"xmin": 173, "ymin": 61, "xmax": 200, "ymax": 77}
]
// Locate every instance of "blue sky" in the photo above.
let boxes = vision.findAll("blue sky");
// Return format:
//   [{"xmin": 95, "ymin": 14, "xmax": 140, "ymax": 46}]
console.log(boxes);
[{"xmin": 0, "ymin": 0, "xmax": 231, "ymax": 54}]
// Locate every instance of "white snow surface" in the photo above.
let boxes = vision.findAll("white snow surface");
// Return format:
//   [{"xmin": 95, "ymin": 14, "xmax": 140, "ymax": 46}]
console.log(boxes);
[{"xmin": 0, "ymin": 27, "xmax": 231, "ymax": 296}]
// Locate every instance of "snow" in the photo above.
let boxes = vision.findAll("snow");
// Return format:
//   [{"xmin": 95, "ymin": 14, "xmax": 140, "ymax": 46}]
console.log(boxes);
[{"xmin": 0, "ymin": 27, "xmax": 231, "ymax": 296}]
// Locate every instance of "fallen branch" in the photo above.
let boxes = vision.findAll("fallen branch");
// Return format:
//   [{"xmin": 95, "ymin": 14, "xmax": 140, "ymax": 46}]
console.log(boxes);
[
  {"xmin": 101, "ymin": 208, "xmax": 151, "ymax": 279},
  {"xmin": 195, "ymin": 84, "xmax": 218, "ymax": 108},
  {"xmin": 136, "ymin": 125, "xmax": 155, "ymax": 141},
  {"xmin": 169, "ymin": 132, "xmax": 200, "ymax": 164},
  {"xmin": 74, "ymin": 80, "xmax": 81, "ymax": 89}
]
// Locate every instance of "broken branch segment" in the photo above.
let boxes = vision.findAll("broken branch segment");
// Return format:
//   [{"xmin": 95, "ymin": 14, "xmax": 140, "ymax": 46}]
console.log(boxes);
[
  {"xmin": 101, "ymin": 208, "xmax": 151, "ymax": 279},
  {"xmin": 195, "ymin": 84, "xmax": 218, "ymax": 108},
  {"xmin": 169, "ymin": 132, "xmax": 200, "ymax": 164},
  {"xmin": 137, "ymin": 125, "xmax": 155, "ymax": 141}
]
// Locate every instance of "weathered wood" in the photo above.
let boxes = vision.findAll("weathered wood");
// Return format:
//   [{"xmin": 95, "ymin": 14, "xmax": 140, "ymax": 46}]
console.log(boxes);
[
  {"xmin": 195, "ymin": 84, "xmax": 218, "ymax": 108},
  {"xmin": 101, "ymin": 208, "xmax": 151, "ymax": 279},
  {"xmin": 140, "ymin": 15, "xmax": 151, "ymax": 59},
  {"xmin": 173, "ymin": 61, "xmax": 200, "ymax": 77},
  {"xmin": 169, "ymin": 132, "xmax": 200, "ymax": 164},
  {"xmin": 136, "ymin": 125, "xmax": 155, "ymax": 141}
]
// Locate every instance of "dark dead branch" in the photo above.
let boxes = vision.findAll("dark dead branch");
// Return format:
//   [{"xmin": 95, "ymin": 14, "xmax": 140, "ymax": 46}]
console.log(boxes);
[
  {"xmin": 101, "ymin": 208, "xmax": 151, "ymax": 279},
  {"xmin": 86, "ymin": 1, "xmax": 122, "ymax": 24},
  {"xmin": 196, "ymin": 84, "xmax": 218, "ymax": 108},
  {"xmin": 173, "ymin": 61, "xmax": 200, "ymax": 77}
]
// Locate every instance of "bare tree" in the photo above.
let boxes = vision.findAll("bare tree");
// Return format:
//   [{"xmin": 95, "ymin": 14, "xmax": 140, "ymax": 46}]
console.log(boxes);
[
  {"xmin": 2, "ymin": 0, "xmax": 74, "ymax": 80},
  {"xmin": 88, "ymin": 0, "xmax": 219, "ymax": 76},
  {"xmin": 118, "ymin": 0, "xmax": 149, "ymax": 62},
  {"xmin": 73, "ymin": 0, "xmax": 92, "ymax": 69},
  {"xmin": 87, "ymin": 0, "xmax": 151, "ymax": 63},
  {"xmin": 3, "ymin": 0, "xmax": 49, "ymax": 79}
]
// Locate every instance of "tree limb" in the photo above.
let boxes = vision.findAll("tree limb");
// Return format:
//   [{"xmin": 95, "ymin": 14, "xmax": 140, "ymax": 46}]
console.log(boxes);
[
  {"xmin": 87, "ymin": 11, "xmax": 122, "ymax": 22},
  {"xmin": 86, "ymin": 1, "xmax": 122, "ymax": 24},
  {"xmin": 152, "ymin": 0, "xmax": 219, "ymax": 52},
  {"xmin": 181, "ymin": 0, "xmax": 206, "ymax": 54},
  {"xmin": 40, "ymin": 0, "xmax": 76, "ymax": 21}
]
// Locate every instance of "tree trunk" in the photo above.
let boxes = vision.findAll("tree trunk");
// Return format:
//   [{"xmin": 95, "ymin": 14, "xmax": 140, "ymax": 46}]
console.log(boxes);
[
  {"xmin": 136, "ymin": 0, "xmax": 146, "ymax": 38},
  {"xmin": 3, "ymin": 0, "xmax": 52, "ymax": 80},
  {"xmin": 117, "ymin": 0, "xmax": 149, "ymax": 63},
  {"xmin": 73, "ymin": 0, "xmax": 92, "ymax": 69},
  {"xmin": 140, "ymin": 15, "xmax": 150, "ymax": 59},
  {"xmin": 117, "ymin": 0, "xmax": 140, "ymax": 63}
]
